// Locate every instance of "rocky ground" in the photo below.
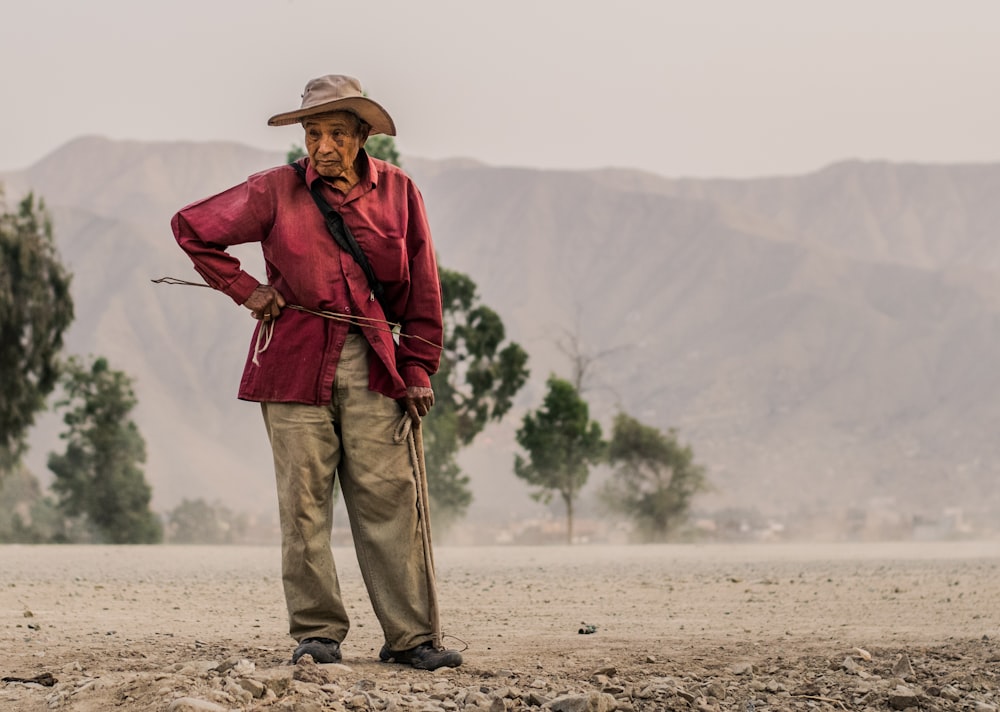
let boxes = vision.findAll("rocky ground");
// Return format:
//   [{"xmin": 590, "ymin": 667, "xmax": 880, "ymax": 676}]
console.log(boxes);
[{"xmin": 1, "ymin": 541, "xmax": 998, "ymax": 711}]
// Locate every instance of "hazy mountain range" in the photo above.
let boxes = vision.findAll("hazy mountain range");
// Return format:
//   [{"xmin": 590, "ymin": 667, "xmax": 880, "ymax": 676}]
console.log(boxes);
[{"xmin": 3, "ymin": 136, "xmax": 999, "ymax": 526}]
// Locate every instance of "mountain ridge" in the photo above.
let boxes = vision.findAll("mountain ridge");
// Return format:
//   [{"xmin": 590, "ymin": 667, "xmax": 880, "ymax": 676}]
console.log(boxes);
[{"xmin": 6, "ymin": 137, "xmax": 999, "ymax": 532}]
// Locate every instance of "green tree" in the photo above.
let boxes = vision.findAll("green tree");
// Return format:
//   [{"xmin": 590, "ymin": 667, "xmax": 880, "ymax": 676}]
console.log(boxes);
[
  {"xmin": 167, "ymin": 498, "xmax": 247, "ymax": 544},
  {"xmin": 514, "ymin": 376, "xmax": 604, "ymax": 544},
  {"xmin": 364, "ymin": 134, "xmax": 401, "ymax": 166},
  {"xmin": 602, "ymin": 413, "xmax": 708, "ymax": 542},
  {"xmin": 425, "ymin": 268, "xmax": 529, "ymax": 526},
  {"xmin": 0, "ymin": 191, "xmax": 74, "ymax": 472},
  {"xmin": 48, "ymin": 356, "xmax": 162, "ymax": 544},
  {"xmin": 286, "ymin": 145, "xmax": 306, "ymax": 164}
]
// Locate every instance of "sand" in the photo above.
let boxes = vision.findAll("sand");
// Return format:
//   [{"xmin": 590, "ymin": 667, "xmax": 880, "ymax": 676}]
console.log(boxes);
[{"xmin": 2, "ymin": 541, "xmax": 998, "ymax": 711}]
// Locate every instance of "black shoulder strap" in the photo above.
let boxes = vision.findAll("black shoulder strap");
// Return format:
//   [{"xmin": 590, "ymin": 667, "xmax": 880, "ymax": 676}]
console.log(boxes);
[{"xmin": 290, "ymin": 162, "xmax": 395, "ymax": 322}]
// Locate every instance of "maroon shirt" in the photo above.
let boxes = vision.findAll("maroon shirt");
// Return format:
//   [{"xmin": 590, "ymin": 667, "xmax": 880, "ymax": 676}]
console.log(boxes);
[{"xmin": 171, "ymin": 153, "xmax": 443, "ymax": 403}]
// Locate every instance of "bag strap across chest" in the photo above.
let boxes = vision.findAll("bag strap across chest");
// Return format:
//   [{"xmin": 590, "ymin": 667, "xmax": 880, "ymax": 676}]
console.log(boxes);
[{"xmin": 290, "ymin": 162, "xmax": 396, "ymax": 323}]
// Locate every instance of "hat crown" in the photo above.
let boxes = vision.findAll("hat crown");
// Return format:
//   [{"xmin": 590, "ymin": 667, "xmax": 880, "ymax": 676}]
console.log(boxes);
[
  {"xmin": 267, "ymin": 73, "xmax": 396, "ymax": 135},
  {"xmin": 300, "ymin": 75, "xmax": 364, "ymax": 111}
]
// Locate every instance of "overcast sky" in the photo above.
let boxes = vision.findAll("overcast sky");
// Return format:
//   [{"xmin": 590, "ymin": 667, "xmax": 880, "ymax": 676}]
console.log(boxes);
[{"xmin": 2, "ymin": 0, "xmax": 998, "ymax": 178}]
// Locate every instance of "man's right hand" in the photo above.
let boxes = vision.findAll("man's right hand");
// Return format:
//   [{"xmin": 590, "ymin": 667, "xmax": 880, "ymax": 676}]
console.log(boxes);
[{"xmin": 243, "ymin": 285, "xmax": 286, "ymax": 321}]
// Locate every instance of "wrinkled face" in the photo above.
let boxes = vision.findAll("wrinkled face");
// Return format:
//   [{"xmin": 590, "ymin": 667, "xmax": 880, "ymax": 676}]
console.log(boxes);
[{"xmin": 303, "ymin": 111, "xmax": 367, "ymax": 182}]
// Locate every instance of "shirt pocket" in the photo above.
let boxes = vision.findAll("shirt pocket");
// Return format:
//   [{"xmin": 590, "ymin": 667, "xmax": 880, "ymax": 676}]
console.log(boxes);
[{"xmin": 354, "ymin": 228, "xmax": 407, "ymax": 284}]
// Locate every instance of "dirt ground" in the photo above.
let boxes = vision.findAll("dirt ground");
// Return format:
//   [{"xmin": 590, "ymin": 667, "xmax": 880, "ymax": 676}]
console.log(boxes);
[{"xmin": 1, "ymin": 541, "xmax": 998, "ymax": 711}]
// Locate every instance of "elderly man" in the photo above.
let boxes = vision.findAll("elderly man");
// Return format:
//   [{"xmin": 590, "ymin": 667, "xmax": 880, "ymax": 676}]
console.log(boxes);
[{"xmin": 171, "ymin": 74, "xmax": 461, "ymax": 670}]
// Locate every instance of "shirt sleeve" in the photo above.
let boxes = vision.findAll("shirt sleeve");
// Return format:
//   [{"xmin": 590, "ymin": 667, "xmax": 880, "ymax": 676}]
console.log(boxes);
[
  {"xmin": 170, "ymin": 175, "xmax": 277, "ymax": 306},
  {"xmin": 396, "ymin": 180, "xmax": 444, "ymax": 389}
]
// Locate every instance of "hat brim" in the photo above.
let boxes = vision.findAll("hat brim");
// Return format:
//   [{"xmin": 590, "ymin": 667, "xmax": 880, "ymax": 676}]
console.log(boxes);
[{"xmin": 267, "ymin": 96, "xmax": 396, "ymax": 136}]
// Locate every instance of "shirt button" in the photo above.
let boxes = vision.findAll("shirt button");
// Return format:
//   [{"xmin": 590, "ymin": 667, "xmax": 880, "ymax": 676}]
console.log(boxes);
[{"xmin": 344, "ymin": 306, "xmax": 351, "ymax": 313}]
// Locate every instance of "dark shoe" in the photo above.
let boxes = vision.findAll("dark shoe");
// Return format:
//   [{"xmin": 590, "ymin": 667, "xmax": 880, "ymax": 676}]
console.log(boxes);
[
  {"xmin": 292, "ymin": 637, "xmax": 341, "ymax": 664},
  {"xmin": 379, "ymin": 641, "xmax": 462, "ymax": 670}
]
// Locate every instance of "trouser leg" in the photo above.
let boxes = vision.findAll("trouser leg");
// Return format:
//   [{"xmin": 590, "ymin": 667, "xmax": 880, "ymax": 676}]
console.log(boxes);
[
  {"xmin": 262, "ymin": 400, "xmax": 349, "ymax": 643},
  {"xmin": 335, "ymin": 335, "xmax": 433, "ymax": 652}
]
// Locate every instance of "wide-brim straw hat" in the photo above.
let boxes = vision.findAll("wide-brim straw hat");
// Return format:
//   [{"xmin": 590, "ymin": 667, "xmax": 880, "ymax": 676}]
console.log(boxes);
[{"xmin": 267, "ymin": 74, "xmax": 396, "ymax": 136}]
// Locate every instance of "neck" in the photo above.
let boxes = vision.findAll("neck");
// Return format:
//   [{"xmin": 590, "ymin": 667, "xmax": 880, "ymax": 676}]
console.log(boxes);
[{"xmin": 325, "ymin": 172, "xmax": 359, "ymax": 193}]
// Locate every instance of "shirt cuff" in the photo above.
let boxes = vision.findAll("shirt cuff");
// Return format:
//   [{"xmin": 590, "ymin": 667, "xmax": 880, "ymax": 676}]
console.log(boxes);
[
  {"xmin": 225, "ymin": 272, "xmax": 261, "ymax": 306},
  {"xmin": 400, "ymin": 364, "xmax": 432, "ymax": 389}
]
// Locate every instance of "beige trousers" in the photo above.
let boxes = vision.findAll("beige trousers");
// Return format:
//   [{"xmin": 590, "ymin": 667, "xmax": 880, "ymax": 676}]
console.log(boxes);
[{"xmin": 261, "ymin": 334, "xmax": 432, "ymax": 651}]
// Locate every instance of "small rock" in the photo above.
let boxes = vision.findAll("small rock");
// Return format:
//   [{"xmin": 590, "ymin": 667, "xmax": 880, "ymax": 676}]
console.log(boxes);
[
  {"xmin": 853, "ymin": 647, "xmax": 872, "ymax": 661},
  {"xmin": 888, "ymin": 685, "xmax": 920, "ymax": 710},
  {"xmin": 695, "ymin": 696, "xmax": 719, "ymax": 712},
  {"xmin": 938, "ymin": 685, "xmax": 962, "ymax": 702},
  {"xmin": 676, "ymin": 688, "xmax": 697, "ymax": 703},
  {"xmin": 213, "ymin": 658, "xmax": 241, "ymax": 674},
  {"xmin": 728, "ymin": 662, "xmax": 754, "ymax": 676},
  {"xmin": 705, "ymin": 682, "xmax": 726, "ymax": 700},
  {"xmin": 237, "ymin": 677, "xmax": 266, "ymax": 698},
  {"xmin": 842, "ymin": 657, "xmax": 870, "ymax": 678},
  {"xmin": 591, "ymin": 665, "xmax": 616, "ymax": 677},
  {"xmin": 222, "ymin": 679, "xmax": 253, "ymax": 706},
  {"xmin": 465, "ymin": 691, "xmax": 491, "ymax": 707},
  {"xmin": 644, "ymin": 655, "xmax": 658, "ymax": 663},
  {"xmin": 293, "ymin": 658, "xmax": 333, "ymax": 685},
  {"xmin": 255, "ymin": 668, "xmax": 294, "ymax": 696},
  {"xmin": 892, "ymin": 653, "xmax": 916, "ymax": 681},
  {"xmin": 545, "ymin": 692, "xmax": 617, "ymax": 712},
  {"xmin": 528, "ymin": 691, "xmax": 552, "ymax": 707}
]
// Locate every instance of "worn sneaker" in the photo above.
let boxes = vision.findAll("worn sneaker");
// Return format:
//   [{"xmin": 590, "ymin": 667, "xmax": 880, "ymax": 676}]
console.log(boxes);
[
  {"xmin": 378, "ymin": 641, "xmax": 462, "ymax": 670},
  {"xmin": 292, "ymin": 637, "xmax": 342, "ymax": 664}
]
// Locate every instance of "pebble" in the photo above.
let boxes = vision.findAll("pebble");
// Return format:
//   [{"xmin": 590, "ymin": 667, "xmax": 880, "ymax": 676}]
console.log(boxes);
[
  {"xmin": 892, "ymin": 653, "xmax": 916, "ymax": 681},
  {"xmin": 545, "ymin": 692, "xmax": 617, "ymax": 712},
  {"xmin": 888, "ymin": 685, "xmax": 920, "ymax": 710}
]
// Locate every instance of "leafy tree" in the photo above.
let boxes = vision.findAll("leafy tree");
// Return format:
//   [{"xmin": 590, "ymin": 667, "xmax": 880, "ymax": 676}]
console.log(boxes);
[
  {"xmin": 514, "ymin": 376, "xmax": 604, "ymax": 544},
  {"xmin": 167, "ymin": 498, "xmax": 247, "ymax": 544},
  {"xmin": 0, "ymin": 191, "xmax": 74, "ymax": 472},
  {"xmin": 425, "ymin": 268, "xmax": 529, "ymax": 526},
  {"xmin": 602, "ymin": 413, "xmax": 708, "ymax": 541},
  {"xmin": 48, "ymin": 356, "xmax": 162, "ymax": 544},
  {"xmin": 364, "ymin": 134, "xmax": 401, "ymax": 166},
  {"xmin": 286, "ymin": 145, "xmax": 306, "ymax": 164}
]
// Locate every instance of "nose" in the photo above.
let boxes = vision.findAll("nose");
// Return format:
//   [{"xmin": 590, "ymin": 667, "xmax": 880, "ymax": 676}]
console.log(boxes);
[{"xmin": 317, "ymin": 134, "xmax": 337, "ymax": 154}]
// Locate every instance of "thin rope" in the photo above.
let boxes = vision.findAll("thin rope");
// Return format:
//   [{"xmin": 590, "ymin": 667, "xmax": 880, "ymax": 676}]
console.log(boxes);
[
  {"xmin": 252, "ymin": 320, "xmax": 274, "ymax": 365},
  {"xmin": 151, "ymin": 276, "xmax": 443, "ymax": 351}
]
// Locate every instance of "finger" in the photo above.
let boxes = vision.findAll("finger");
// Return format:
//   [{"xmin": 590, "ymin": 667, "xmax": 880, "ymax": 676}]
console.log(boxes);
[{"xmin": 406, "ymin": 401, "xmax": 421, "ymax": 425}]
